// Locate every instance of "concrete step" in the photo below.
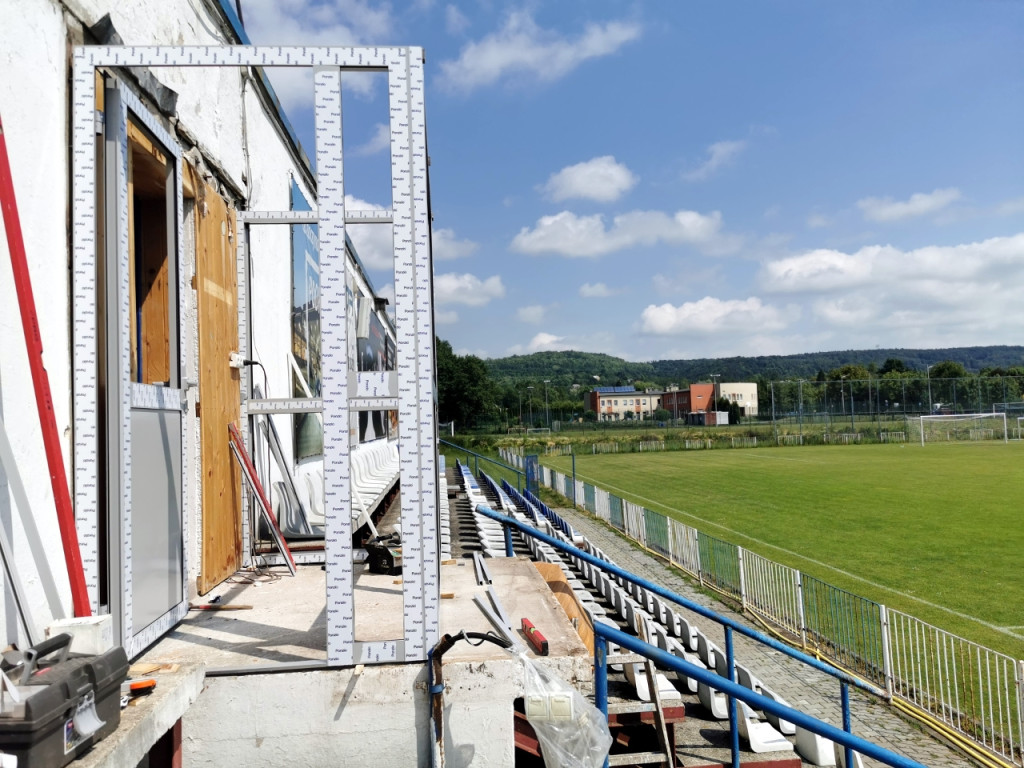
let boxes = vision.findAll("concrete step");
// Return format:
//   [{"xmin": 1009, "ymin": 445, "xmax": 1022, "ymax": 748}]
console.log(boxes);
[
  {"xmin": 607, "ymin": 653, "xmax": 646, "ymax": 665},
  {"xmin": 608, "ymin": 751, "xmax": 669, "ymax": 766},
  {"xmin": 608, "ymin": 701, "xmax": 657, "ymax": 715}
]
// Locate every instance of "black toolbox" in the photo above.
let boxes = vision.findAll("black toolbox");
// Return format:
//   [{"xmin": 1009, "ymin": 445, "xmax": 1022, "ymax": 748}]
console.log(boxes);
[{"xmin": 0, "ymin": 633, "xmax": 129, "ymax": 767}]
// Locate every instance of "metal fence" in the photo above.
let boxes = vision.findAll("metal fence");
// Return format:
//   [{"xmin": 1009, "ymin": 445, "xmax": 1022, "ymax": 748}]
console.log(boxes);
[{"xmin": 503, "ymin": 447, "xmax": 1024, "ymax": 767}]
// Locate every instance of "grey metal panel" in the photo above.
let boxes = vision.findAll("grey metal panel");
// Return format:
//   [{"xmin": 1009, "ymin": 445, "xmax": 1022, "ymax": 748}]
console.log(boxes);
[{"xmin": 130, "ymin": 409, "xmax": 184, "ymax": 631}]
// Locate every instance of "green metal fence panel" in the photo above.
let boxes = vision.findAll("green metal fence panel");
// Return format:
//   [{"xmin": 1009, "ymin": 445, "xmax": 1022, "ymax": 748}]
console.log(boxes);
[
  {"xmin": 584, "ymin": 483, "xmax": 596, "ymax": 514},
  {"xmin": 609, "ymin": 494, "xmax": 624, "ymax": 531},
  {"xmin": 697, "ymin": 532, "xmax": 742, "ymax": 600},
  {"xmin": 644, "ymin": 510, "xmax": 671, "ymax": 559},
  {"xmin": 802, "ymin": 574, "xmax": 886, "ymax": 686}
]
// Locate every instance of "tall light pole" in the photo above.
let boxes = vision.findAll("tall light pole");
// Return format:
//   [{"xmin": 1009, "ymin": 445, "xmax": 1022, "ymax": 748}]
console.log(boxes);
[
  {"xmin": 798, "ymin": 379, "xmax": 805, "ymax": 442},
  {"xmin": 850, "ymin": 377, "xmax": 856, "ymax": 433},
  {"xmin": 527, "ymin": 386, "xmax": 534, "ymax": 428},
  {"xmin": 840, "ymin": 375, "xmax": 848, "ymax": 426},
  {"xmin": 710, "ymin": 373, "xmax": 721, "ymax": 408},
  {"xmin": 926, "ymin": 364, "xmax": 934, "ymax": 414},
  {"xmin": 544, "ymin": 380, "xmax": 550, "ymax": 428}
]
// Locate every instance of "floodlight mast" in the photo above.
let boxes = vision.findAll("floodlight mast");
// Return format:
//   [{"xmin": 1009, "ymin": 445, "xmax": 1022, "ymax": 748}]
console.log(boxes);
[
  {"xmin": 544, "ymin": 379, "xmax": 550, "ymax": 428},
  {"xmin": 926, "ymin": 364, "xmax": 934, "ymax": 414}
]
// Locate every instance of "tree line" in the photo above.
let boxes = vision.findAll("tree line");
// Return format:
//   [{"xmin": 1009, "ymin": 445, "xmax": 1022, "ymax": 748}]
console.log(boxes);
[{"xmin": 436, "ymin": 339, "xmax": 1024, "ymax": 429}]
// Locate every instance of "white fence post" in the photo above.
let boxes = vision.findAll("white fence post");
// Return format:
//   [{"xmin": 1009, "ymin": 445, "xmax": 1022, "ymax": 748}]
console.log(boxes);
[
  {"xmin": 737, "ymin": 546, "xmax": 747, "ymax": 613},
  {"xmin": 694, "ymin": 528, "xmax": 703, "ymax": 588},
  {"xmin": 1017, "ymin": 659, "xmax": 1024, "ymax": 764},
  {"xmin": 879, "ymin": 604, "xmax": 894, "ymax": 700},
  {"xmin": 795, "ymin": 570, "xmax": 807, "ymax": 648},
  {"xmin": 668, "ymin": 521, "xmax": 676, "ymax": 567}
]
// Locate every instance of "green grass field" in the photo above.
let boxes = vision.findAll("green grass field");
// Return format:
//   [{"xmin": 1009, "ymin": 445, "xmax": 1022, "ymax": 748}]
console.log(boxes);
[{"xmin": 544, "ymin": 441, "xmax": 1024, "ymax": 659}]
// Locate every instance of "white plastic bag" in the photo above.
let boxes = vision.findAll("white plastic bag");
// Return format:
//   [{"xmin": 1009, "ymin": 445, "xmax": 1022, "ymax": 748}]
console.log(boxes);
[{"xmin": 522, "ymin": 652, "xmax": 612, "ymax": 768}]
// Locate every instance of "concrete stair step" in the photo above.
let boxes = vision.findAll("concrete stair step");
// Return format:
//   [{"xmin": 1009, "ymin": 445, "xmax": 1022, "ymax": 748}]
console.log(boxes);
[
  {"xmin": 607, "ymin": 652, "xmax": 646, "ymax": 665},
  {"xmin": 607, "ymin": 701, "xmax": 657, "ymax": 715},
  {"xmin": 608, "ymin": 751, "xmax": 669, "ymax": 766}
]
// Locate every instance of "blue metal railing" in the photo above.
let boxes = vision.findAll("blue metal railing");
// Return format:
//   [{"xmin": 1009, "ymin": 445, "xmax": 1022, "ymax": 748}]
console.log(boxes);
[
  {"xmin": 440, "ymin": 440, "xmax": 524, "ymax": 490},
  {"xmin": 594, "ymin": 622, "xmax": 923, "ymax": 768},
  {"xmin": 472, "ymin": 503, "xmax": 926, "ymax": 768}
]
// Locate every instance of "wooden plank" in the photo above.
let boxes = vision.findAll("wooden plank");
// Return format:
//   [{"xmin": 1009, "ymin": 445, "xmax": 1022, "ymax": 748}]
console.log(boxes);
[
  {"xmin": 194, "ymin": 173, "xmax": 241, "ymax": 594},
  {"xmin": 134, "ymin": 198, "xmax": 169, "ymax": 383},
  {"xmin": 532, "ymin": 562, "xmax": 594, "ymax": 655}
]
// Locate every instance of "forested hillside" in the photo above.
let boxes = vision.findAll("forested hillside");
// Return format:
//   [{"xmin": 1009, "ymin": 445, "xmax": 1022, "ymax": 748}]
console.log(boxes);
[
  {"xmin": 486, "ymin": 351, "xmax": 654, "ymax": 386},
  {"xmin": 486, "ymin": 346, "xmax": 1024, "ymax": 385}
]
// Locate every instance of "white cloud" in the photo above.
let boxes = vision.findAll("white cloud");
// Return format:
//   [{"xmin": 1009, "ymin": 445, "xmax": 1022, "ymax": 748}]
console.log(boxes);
[
  {"xmin": 806, "ymin": 213, "xmax": 831, "ymax": 229},
  {"xmin": 344, "ymin": 195, "xmax": 392, "ymax": 269},
  {"xmin": 433, "ymin": 272, "xmax": 506, "ymax": 306},
  {"xmin": 445, "ymin": 4, "xmax": 469, "ymax": 35},
  {"xmin": 995, "ymin": 197, "xmax": 1024, "ymax": 216},
  {"xmin": 435, "ymin": 309, "xmax": 459, "ymax": 325},
  {"xmin": 761, "ymin": 235, "xmax": 1024, "ymax": 295},
  {"xmin": 528, "ymin": 332, "xmax": 568, "ymax": 351},
  {"xmin": 857, "ymin": 187, "xmax": 961, "ymax": 222},
  {"xmin": 438, "ymin": 11, "xmax": 641, "ymax": 93},
  {"xmin": 640, "ymin": 297, "xmax": 795, "ymax": 336},
  {"xmin": 506, "ymin": 332, "xmax": 572, "ymax": 355},
  {"xmin": 241, "ymin": 1, "xmax": 391, "ymax": 109},
  {"xmin": 579, "ymin": 282, "xmax": 615, "ymax": 298},
  {"xmin": 517, "ymin": 305, "xmax": 546, "ymax": 324},
  {"xmin": 761, "ymin": 247, "xmax": 877, "ymax": 293},
  {"xmin": 683, "ymin": 140, "xmax": 746, "ymax": 181},
  {"xmin": 541, "ymin": 156, "xmax": 637, "ymax": 203},
  {"xmin": 433, "ymin": 228, "xmax": 479, "ymax": 260},
  {"xmin": 511, "ymin": 209, "xmax": 731, "ymax": 257},
  {"xmin": 352, "ymin": 123, "xmax": 390, "ymax": 156},
  {"xmin": 759, "ymin": 233, "xmax": 1024, "ymax": 341}
]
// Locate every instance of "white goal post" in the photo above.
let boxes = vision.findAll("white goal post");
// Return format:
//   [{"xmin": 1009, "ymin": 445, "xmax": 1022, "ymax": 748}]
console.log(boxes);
[{"xmin": 916, "ymin": 413, "xmax": 1008, "ymax": 446}]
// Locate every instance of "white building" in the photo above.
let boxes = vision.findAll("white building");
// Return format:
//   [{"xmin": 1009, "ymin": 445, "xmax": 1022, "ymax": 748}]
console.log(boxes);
[
  {"xmin": 587, "ymin": 386, "xmax": 662, "ymax": 421},
  {"xmin": 720, "ymin": 382, "xmax": 759, "ymax": 417}
]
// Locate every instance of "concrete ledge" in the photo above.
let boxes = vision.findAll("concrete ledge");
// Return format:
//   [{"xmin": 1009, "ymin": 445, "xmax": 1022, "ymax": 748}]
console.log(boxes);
[{"xmin": 76, "ymin": 662, "xmax": 205, "ymax": 768}]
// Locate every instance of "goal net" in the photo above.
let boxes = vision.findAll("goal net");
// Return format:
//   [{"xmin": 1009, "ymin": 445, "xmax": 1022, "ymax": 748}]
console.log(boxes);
[{"xmin": 913, "ymin": 413, "xmax": 1008, "ymax": 446}]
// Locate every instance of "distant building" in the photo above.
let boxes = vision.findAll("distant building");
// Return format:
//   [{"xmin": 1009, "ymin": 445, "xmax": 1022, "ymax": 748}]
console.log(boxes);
[
  {"xmin": 586, "ymin": 386, "xmax": 662, "ymax": 421},
  {"xmin": 720, "ymin": 382, "xmax": 759, "ymax": 417},
  {"xmin": 587, "ymin": 382, "xmax": 759, "ymax": 421},
  {"xmin": 661, "ymin": 383, "xmax": 712, "ymax": 418}
]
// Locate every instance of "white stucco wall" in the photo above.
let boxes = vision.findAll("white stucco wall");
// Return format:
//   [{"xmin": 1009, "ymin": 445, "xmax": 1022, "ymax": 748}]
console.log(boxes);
[
  {"xmin": 0, "ymin": 0, "xmax": 345, "ymax": 645},
  {"xmin": 0, "ymin": 0, "xmax": 76, "ymax": 647}
]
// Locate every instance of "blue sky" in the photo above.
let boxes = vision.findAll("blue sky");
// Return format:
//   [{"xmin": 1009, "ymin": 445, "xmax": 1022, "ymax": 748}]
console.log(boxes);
[{"xmin": 243, "ymin": 0, "xmax": 1024, "ymax": 361}]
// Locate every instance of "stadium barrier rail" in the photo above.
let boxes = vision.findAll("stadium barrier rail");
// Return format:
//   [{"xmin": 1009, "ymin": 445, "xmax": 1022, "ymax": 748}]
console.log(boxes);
[{"xmin": 472, "ymin": 503, "xmax": 927, "ymax": 768}]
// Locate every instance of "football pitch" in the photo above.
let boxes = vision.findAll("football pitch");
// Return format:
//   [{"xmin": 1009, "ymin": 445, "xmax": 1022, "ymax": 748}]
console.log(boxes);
[{"xmin": 544, "ymin": 441, "xmax": 1024, "ymax": 659}]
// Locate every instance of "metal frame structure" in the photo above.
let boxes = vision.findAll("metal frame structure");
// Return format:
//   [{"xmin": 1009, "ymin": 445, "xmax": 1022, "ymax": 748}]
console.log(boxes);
[
  {"xmin": 72, "ymin": 46, "xmax": 439, "ymax": 665},
  {"xmin": 71, "ymin": 72, "xmax": 192, "ymax": 657}
]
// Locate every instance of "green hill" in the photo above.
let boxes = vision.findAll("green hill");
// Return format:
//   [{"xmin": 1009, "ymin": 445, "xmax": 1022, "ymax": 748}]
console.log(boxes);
[
  {"xmin": 485, "ymin": 351, "xmax": 654, "ymax": 386},
  {"xmin": 485, "ymin": 345, "xmax": 1024, "ymax": 385}
]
